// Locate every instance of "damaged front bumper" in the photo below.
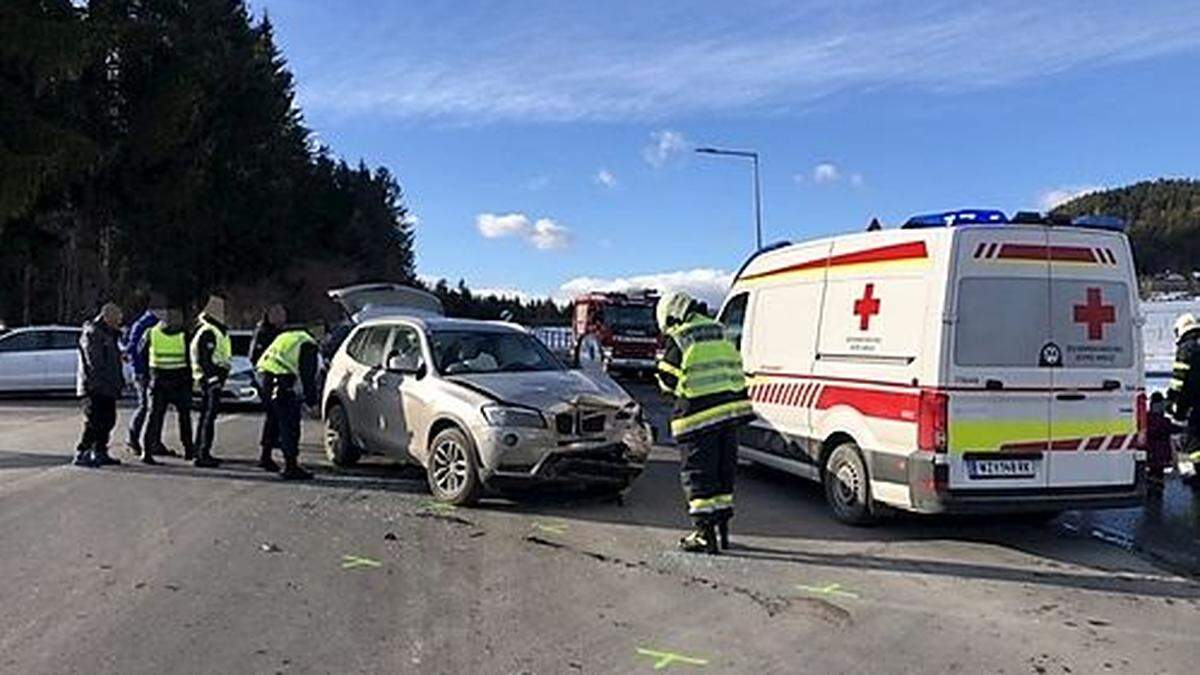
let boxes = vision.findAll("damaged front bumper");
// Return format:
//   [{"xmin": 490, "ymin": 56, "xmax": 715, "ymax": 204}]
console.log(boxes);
[{"xmin": 479, "ymin": 423, "xmax": 652, "ymax": 490}]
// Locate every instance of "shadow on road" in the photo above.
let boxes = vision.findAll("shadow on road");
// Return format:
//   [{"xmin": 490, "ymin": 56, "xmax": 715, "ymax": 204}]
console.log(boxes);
[{"xmin": 0, "ymin": 450, "xmax": 72, "ymax": 470}]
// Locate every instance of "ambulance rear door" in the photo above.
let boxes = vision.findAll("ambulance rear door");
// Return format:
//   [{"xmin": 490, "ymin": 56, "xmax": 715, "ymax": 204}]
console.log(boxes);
[
  {"xmin": 1045, "ymin": 228, "xmax": 1140, "ymax": 487},
  {"xmin": 946, "ymin": 226, "xmax": 1053, "ymax": 491}
]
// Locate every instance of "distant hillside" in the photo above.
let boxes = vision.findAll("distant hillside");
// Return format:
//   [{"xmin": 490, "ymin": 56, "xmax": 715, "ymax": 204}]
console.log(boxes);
[{"xmin": 1051, "ymin": 179, "xmax": 1200, "ymax": 276}]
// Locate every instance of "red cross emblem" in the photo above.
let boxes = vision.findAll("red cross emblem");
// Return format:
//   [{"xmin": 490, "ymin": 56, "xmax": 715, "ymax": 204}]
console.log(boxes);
[
  {"xmin": 1072, "ymin": 287, "xmax": 1115, "ymax": 341},
  {"xmin": 853, "ymin": 283, "xmax": 881, "ymax": 331}
]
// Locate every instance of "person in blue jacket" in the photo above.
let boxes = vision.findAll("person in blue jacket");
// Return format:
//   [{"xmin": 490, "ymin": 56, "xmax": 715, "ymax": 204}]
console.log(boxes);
[{"xmin": 123, "ymin": 296, "xmax": 168, "ymax": 457}]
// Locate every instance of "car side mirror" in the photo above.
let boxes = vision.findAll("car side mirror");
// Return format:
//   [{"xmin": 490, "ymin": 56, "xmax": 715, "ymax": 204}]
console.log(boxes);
[{"xmin": 386, "ymin": 353, "xmax": 425, "ymax": 378}]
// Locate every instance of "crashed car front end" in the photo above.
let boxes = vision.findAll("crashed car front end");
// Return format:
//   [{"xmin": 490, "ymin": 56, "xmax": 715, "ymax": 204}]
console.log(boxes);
[{"xmin": 470, "ymin": 393, "xmax": 653, "ymax": 491}]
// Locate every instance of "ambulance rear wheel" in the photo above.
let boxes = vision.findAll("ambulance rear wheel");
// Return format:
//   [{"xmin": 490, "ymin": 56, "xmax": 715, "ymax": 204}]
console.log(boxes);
[{"xmin": 824, "ymin": 442, "xmax": 874, "ymax": 525}]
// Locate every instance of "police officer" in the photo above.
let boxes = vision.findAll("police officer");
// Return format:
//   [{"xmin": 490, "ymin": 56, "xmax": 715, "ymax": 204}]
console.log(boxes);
[
  {"xmin": 190, "ymin": 295, "xmax": 231, "ymax": 468},
  {"xmin": 655, "ymin": 291, "xmax": 754, "ymax": 553},
  {"xmin": 249, "ymin": 303, "xmax": 286, "ymax": 470},
  {"xmin": 1168, "ymin": 313, "xmax": 1200, "ymax": 485},
  {"xmin": 138, "ymin": 308, "xmax": 195, "ymax": 465},
  {"xmin": 256, "ymin": 326, "xmax": 319, "ymax": 480}
]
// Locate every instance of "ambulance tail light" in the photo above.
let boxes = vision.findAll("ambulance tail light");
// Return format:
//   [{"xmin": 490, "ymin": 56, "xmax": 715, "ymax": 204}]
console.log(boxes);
[
  {"xmin": 1134, "ymin": 391, "xmax": 1147, "ymax": 450},
  {"xmin": 917, "ymin": 390, "xmax": 949, "ymax": 453}
]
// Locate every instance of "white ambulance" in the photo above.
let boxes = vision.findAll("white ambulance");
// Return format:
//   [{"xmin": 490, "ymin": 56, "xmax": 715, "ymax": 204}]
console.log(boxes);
[{"xmin": 719, "ymin": 209, "xmax": 1146, "ymax": 523}]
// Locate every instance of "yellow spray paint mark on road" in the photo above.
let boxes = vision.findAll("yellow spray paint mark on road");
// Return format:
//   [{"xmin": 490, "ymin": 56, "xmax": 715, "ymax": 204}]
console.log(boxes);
[
  {"xmin": 341, "ymin": 554, "xmax": 382, "ymax": 570},
  {"xmin": 421, "ymin": 500, "xmax": 457, "ymax": 512},
  {"xmin": 532, "ymin": 522, "xmax": 568, "ymax": 535},
  {"xmin": 795, "ymin": 582, "xmax": 859, "ymax": 599},
  {"xmin": 635, "ymin": 647, "xmax": 708, "ymax": 670}
]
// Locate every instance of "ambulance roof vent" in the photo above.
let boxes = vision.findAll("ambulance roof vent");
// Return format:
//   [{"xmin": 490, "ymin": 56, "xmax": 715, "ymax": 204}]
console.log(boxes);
[
  {"xmin": 902, "ymin": 209, "xmax": 1008, "ymax": 229},
  {"xmin": 1069, "ymin": 214, "xmax": 1126, "ymax": 231}
]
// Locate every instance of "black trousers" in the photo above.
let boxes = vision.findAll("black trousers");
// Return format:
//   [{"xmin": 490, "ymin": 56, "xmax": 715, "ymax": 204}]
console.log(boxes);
[
  {"xmin": 141, "ymin": 378, "xmax": 193, "ymax": 455},
  {"xmin": 77, "ymin": 394, "xmax": 117, "ymax": 453},
  {"xmin": 255, "ymin": 379, "xmax": 278, "ymax": 453},
  {"xmin": 678, "ymin": 424, "xmax": 738, "ymax": 525},
  {"xmin": 194, "ymin": 382, "xmax": 222, "ymax": 454},
  {"xmin": 263, "ymin": 388, "xmax": 302, "ymax": 463}
]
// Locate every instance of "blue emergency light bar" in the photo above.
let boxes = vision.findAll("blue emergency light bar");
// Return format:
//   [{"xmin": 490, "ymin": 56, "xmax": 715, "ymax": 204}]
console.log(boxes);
[{"xmin": 902, "ymin": 209, "xmax": 1008, "ymax": 229}]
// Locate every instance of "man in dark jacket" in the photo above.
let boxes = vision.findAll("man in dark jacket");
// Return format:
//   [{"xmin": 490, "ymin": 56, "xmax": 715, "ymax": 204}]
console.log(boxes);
[
  {"xmin": 76, "ymin": 303, "xmax": 126, "ymax": 467},
  {"xmin": 123, "ymin": 300, "xmax": 163, "ymax": 456},
  {"xmin": 249, "ymin": 303, "xmax": 286, "ymax": 470},
  {"xmin": 138, "ymin": 308, "xmax": 194, "ymax": 465}
]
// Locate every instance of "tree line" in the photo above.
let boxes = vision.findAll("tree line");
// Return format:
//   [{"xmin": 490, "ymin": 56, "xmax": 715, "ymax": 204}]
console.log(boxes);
[{"xmin": 0, "ymin": 0, "xmax": 415, "ymax": 326}]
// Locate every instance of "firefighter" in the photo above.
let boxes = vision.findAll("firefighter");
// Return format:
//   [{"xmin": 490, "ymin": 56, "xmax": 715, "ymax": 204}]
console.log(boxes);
[
  {"xmin": 1167, "ymin": 312, "xmax": 1200, "ymax": 485},
  {"xmin": 655, "ymin": 291, "xmax": 754, "ymax": 553},
  {"xmin": 190, "ymin": 295, "xmax": 230, "ymax": 468},
  {"xmin": 138, "ymin": 308, "xmax": 195, "ymax": 465},
  {"xmin": 256, "ymin": 326, "xmax": 320, "ymax": 480}
]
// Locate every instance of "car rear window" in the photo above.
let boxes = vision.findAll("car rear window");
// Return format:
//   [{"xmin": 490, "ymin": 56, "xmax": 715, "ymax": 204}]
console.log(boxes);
[{"xmin": 955, "ymin": 277, "xmax": 1050, "ymax": 367}]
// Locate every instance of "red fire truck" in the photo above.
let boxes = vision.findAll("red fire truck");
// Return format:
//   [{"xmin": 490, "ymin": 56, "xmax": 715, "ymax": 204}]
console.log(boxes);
[{"xmin": 571, "ymin": 290, "xmax": 662, "ymax": 375}]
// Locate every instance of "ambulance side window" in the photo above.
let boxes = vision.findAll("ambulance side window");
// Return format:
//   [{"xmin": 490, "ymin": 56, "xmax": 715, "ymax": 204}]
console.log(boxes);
[{"xmin": 718, "ymin": 293, "xmax": 749, "ymax": 350}]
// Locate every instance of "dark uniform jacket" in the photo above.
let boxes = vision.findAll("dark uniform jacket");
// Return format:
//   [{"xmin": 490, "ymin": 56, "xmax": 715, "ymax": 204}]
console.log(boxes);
[
  {"xmin": 194, "ymin": 314, "xmax": 230, "ymax": 384},
  {"xmin": 1168, "ymin": 330, "xmax": 1200, "ymax": 432},
  {"xmin": 77, "ymin": 318, "xmax": 125, "ymax": 399}
]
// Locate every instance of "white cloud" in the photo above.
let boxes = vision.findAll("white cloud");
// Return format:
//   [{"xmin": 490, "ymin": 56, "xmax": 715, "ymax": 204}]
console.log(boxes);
[
  {"xmin": 642, "ymin": 130, "xmax": 688, "ymax": 168},
  {"xmin": 475, "ymin": 212, "xmax": 571, "ymax": 250},
  {"xmin": 1038, "ymin": 185, "xmax": 1104, "ymax": 211},
  {"xmin": 594, "ymin": 168, "xmax": 617, "ymax": 188},
  {"xmin": 298, "ymin": 5, "xmax": 1200, "ymax": 123},
  {"xmin": 476, "ymin": 212, "xmax": 531, "ymax": 239},
  {"xmin": 529, "ymin": 218, "xmax": 571, "ymax": 250},
  {"xmin": 557, "ymin": 268, "xmax": 733, "ymax": 308},
  {"xmin": 812, "ymin": 162, "xmax": 841, "ymax": 184}
]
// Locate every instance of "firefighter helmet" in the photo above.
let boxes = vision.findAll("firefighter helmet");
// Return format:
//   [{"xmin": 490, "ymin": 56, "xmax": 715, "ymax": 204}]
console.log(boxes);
[
  {"xmin": 1175, "ymin": 313, "xmax": 1199, "ymax": 341},
  {"xmin": 656, "ymin": 291, "xmax": 694, "ymax": 331}
]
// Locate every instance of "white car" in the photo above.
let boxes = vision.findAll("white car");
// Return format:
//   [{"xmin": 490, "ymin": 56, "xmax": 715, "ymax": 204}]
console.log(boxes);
[
  {"xmin": 0, "ymin": 326, "xmax": 85, "ymax": 393},
  {"xmin": 321, "ymin": 289, "xmax": 652, "ymax": 504}
]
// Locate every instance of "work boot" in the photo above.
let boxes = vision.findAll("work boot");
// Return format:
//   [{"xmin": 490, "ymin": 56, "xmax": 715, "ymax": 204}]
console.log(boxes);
[
  {"xmin": 717, "ymin": 517, "xmax": 731, "ymax": 551},
  {"xmin": 279, "ymin": 463, "xmax": 313, "ymax": 481},
  {"xmin": 193, "ymin": 452, "xmax": 221, "ymax": 469},
  {"xmin": 139, "ymin": 451, "xmax": 159, "ymax": 466},
  {"xmin": 72, "ymin": 450, "xmax": 98, "ymax": 468},
  {"xmin": 183, "ymin": 447, "xmax": 196, "ymax": 461},
  {"xmin": 678, "ymin": 524, "xmax": 718, "ymax": 554},
  {"xmin": 92, "ymin": 448, "xmax": 122, "ymax": 466}
]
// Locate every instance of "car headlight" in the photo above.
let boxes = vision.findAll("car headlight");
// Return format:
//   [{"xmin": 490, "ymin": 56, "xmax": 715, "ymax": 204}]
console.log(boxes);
[{"xmin": 481, "ymin": 404, "xmax": 546, "ymax": 428}]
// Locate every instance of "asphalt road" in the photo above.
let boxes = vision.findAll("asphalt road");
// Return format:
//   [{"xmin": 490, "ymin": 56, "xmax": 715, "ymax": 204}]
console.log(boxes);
[{"xmin": 1, "ymin": 387, "xmax": 1199, "ymax": 675}]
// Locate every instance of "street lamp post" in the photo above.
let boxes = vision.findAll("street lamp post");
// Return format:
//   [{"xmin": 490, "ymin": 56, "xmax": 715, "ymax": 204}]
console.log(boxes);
[{"xmin": 695, "ymin": 146, "xmax": 762, "ymax": 250}]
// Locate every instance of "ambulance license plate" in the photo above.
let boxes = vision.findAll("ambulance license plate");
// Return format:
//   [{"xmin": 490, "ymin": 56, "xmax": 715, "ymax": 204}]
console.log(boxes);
[{"xmin": 968, "ymin": 458, "xmax": 1037, "ymax": 479}]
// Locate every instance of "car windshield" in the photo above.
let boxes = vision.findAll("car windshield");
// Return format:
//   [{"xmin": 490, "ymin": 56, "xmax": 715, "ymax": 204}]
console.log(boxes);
[
  {"xmin": 608, "ymin": 304, "xmax": 657, "ymax": 334},
  {"xmin": 430, "ymin": 330, "xmax": 564, "ymax": 375}
]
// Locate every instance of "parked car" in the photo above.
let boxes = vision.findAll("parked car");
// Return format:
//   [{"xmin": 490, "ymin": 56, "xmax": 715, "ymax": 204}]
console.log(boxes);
[
  {"xmin": 321, "ymin": 289, "xmax": 652, "ymax": 505},
  {"xmin": 218, "ymin": 329, "xmax": 261, "ymax": 406},
  {"xmin": 0, "ymin": 326, "xmax": 84, "ymax": 393}
]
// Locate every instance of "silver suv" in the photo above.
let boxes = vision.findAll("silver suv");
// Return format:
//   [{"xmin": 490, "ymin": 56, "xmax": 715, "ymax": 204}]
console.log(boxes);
[{"xmin": 321, "ymin": 311, "xmax": 652, "ymax": 505}]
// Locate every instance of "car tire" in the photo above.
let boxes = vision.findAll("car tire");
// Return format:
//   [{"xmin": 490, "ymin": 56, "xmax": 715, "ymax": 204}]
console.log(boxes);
[
  {"xmin": 324, "ymin": 403, "xmax": 361, "ymax": 467},
  {"xmin": 427, "ymin": 426, "xmax": 482, "ymax": 506},
  {"xmin": 823, "ymin": 441, "xmax": 875, "ymax": 525}
]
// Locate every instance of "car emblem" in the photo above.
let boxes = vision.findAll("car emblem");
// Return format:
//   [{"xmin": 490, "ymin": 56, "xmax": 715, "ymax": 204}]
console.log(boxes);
[{"xmin": 1039, "ymin": 342, "xmax": 1062, "ymax": 367}]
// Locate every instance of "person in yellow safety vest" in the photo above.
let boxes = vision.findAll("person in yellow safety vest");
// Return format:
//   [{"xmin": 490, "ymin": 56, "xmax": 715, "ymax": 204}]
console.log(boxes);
[
  {"xmin": 256, "ymin": 327, "xmax": 320, "ymax": 480},
  {"xmin": 190, "ymin": 295, "xmax": 231, "ymax": 468},
  {"xmin": 1167, "ymin": 313, "xmax": 1200, "ymax": 486},
  {"xmin": 137, "ymin": 308, "xmax": 195, "ymax": 465},
  {"xmin": 655, "ymin": 291, "xmax": 755, "ymax": 554}
]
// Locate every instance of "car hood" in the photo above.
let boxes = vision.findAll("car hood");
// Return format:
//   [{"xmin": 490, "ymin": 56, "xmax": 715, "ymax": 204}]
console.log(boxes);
[{"xmin": 446, "ymin": 370, "xmax": 631, "ymax": 411}]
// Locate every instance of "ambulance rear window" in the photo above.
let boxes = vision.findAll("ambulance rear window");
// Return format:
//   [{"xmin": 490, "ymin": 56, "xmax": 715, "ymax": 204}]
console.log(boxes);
[
  {"xmin": 1050, "ymin": 280, "xmax": 1133, "ymax": 368},
  {"xmin": 955, "ymin": 277, "xmax": 1048, "ymax": 367}
]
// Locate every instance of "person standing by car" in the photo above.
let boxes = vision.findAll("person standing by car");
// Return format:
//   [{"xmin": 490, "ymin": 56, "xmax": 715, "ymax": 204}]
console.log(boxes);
[
  {"xmin": 1168, "ymin": 312, "xmax": 1200, "ymax": 486},
  {"xmin": 138, "ymin": 308, "xmax": 195, "ymax": 465},
  {"xmin": 189, "ymin": 295, "xmax": 230, "ymax": 468},
  {"xmin": 655, "ymin": 291, "xmax": 754, "ymax": 554},
  {"xmin": 256, "ymin": 326, "xmax": 319, "ymax": 480},
  {"xmin": 249, "ymin": 303, "xmax": 286, "ymax": 470},
  {"xmin": 123, "ymin": 296, "xmax": 166, "ymax": 457},
  {"xmin": 75, "ymin": 303, "xmax": 126, "ymax": 467}
]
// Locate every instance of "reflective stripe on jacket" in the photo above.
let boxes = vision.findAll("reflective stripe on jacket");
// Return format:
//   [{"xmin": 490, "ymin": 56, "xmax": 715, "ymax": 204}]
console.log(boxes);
[
  {"xmin": 656, "ymin": 314, "xmax": 753, "ymax": 439},
  {"xmin": 256, "ymin": 330, "xmax": 315, "ymax": 376},
  {"xmin": 148, "ymin": 325, "xmax": 188, "ymax": 370},
  {"xmin": 190, "ymin": 315, "xmax": 232, "ymax": 383}
]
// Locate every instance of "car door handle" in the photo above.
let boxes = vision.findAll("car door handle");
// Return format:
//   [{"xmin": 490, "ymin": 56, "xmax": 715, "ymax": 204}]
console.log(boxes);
[{"xmin": 1055, "ymin": 392, "xmax": 1086, "ymax": 401}]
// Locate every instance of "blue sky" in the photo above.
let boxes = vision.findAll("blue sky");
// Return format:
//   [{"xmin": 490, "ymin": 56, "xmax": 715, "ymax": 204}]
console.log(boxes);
[{"xmin": 261, "ymin": 0, "xmax": 1200, "ymax": 304}]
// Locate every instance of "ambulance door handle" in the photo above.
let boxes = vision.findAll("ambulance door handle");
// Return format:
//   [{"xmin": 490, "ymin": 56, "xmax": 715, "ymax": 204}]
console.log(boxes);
[
  {"xmin": 1101, "ymin": 379, "xmax": 1120, "ymax": 391},
  {"xmin": 1055, "ymin": 392, "xmax": 1086, "ymax": 401},
  {"xmin": 985, "ymin": 379, "xmax": 1003, "ymax": 390}
]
